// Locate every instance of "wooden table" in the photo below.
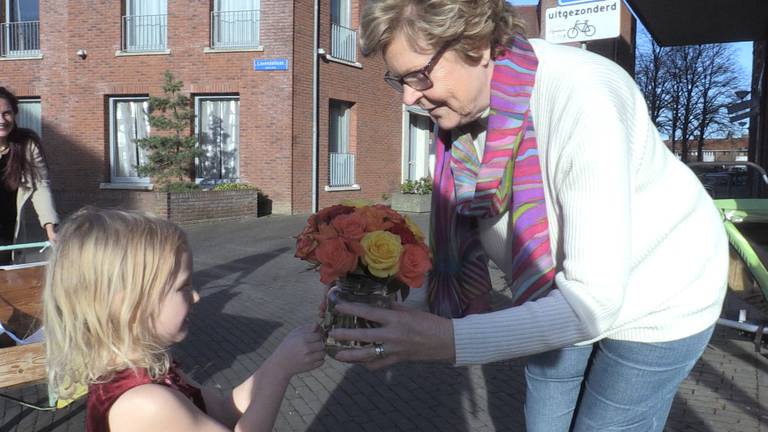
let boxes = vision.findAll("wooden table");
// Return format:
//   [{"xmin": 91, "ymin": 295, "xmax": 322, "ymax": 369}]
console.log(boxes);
[{"xmin": 0, "ymin": 264, "xmax": 46, "ymax": 389}]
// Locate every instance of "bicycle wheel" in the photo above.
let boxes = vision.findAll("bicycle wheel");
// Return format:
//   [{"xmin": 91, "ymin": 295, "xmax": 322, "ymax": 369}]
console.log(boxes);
[
  {"xmin": 585, "ymin": 25, "xmax": 596, "ymax": 37},
  {"xmin": 567, "ymin": 28, "xmax": 578, "ymax": 39}
]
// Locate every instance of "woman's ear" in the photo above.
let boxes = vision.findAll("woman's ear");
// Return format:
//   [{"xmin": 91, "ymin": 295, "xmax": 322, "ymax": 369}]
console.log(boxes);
[{"xmin": 482, "ymin": 46, "xmax": 493, "ymax": 66}]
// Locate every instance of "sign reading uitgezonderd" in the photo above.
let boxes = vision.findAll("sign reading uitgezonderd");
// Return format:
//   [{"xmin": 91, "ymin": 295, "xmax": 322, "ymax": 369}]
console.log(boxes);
[{"xmin": 545, "ymin": 0, "xmax": 621, "ymax": 44}]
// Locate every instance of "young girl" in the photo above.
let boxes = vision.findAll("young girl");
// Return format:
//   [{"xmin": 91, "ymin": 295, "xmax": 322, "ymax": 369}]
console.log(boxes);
[{"xmin": 43, "ymin": 208, "xmax": 325, "ymax": 432}]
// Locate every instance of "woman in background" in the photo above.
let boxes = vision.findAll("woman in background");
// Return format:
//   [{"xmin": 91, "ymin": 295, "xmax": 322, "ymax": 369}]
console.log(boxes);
[{"xmin": 0, "ymin": 86, "xmax": 58, "ymax": 264}]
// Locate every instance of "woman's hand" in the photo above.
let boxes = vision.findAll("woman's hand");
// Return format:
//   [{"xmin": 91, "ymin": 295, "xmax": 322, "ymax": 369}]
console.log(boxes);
[
  {"xmin": 44, "ymin": 223, "xmax": 57, "ymax": 243},
  {"xmin": 318, "ymin": 283, "xmax": 334, "ymax": 318},
  {"xmin": 329, "ymin": 302, "xmax": 455, "ymax": 369},
  {"xmin": 270, "ymin": 324, "xmax": 326, "ymax": 378}
]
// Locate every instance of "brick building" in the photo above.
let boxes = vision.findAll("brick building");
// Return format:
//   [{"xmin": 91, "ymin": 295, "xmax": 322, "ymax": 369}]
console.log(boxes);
[
  {"xmin": 1, "ymin": 0, "xmax": 403, "ymax": 217},
  {"xmin": 1, "ymin": 0, "xmax": 635, "ymax": 224},
  {"xmin": 664, "ymin": 136, "xmax": 750, "ymax": 162}
]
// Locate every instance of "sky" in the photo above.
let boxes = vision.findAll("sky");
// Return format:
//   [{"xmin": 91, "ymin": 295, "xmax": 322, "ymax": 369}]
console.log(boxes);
[{"xmin": 507, "ymin": 0, "xmax": 754, "ymax": 85}]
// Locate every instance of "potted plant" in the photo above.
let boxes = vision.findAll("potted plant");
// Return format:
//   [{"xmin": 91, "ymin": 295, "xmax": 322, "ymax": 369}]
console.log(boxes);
[{"xmin": 390, "ymin": 176, "xmax": 432, "ymax": 213}]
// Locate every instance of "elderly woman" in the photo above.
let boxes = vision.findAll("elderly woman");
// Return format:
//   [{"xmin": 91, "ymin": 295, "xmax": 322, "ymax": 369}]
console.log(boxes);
[
  {"xmin": 329, "ymin": 0, "xmax": 728, "ymax": 430},
  {"xmin": 0, "ymin": 87, "xmax": 58, "ymax": 264}
]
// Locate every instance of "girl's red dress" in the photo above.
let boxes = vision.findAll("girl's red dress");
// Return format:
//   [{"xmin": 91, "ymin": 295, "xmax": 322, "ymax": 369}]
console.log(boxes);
[{"xmin": 86, "ymin": 363, "xmax": 206, "ymax": 432}]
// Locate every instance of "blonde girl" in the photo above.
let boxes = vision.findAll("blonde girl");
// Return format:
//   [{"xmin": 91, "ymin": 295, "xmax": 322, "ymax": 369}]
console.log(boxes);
[{"xmin": 44, "ymin": 208, "xmax": 325, "ymax": 432}]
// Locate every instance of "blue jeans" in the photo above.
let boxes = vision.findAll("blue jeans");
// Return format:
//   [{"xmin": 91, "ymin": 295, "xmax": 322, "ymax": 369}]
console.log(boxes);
[{"xmin": 524, "ymin": 325, "xmax": 714, "ymax": 432}]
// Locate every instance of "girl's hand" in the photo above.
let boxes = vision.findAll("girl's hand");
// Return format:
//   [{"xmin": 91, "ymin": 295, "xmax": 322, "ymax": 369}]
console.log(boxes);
[
  {"xmin": 329, "ymin": 302, "xmax": 455, "ymax": 369},
  {"xmin": 44, "ymin": 223, "xmax": 57, "ymax": 243},
  {"xmin": 272, "ymin": 324, "xmax": 325, "ymax": 377}
]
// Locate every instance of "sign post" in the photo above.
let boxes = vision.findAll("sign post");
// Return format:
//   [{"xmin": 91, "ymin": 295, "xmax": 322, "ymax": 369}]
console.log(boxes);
[{"xmin": 545, "ymin": 0, "xmax": 621, "ymax": 45}]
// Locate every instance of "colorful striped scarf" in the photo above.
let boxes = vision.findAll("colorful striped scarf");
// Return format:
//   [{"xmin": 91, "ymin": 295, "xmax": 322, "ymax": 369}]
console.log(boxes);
[{"xmin": 428, "ymin": 36, "xmax": 556, "ymax": 318}]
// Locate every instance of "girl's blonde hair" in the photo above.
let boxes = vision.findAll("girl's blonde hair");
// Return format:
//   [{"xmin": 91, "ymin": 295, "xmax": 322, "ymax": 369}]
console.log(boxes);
[
  {"xmin": 44, "ymin": 207, "xmax": 188, "ymax": 399},
  {"xmin": 360, "ymin": 0, "xmax": 526, "ymax": 61}
]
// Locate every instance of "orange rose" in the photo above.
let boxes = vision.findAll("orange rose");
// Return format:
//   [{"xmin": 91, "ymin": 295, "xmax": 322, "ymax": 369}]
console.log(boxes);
[
  {"xmin": 315, "ymin": 237, "xmax": 359, "ymax": 284},
  {"xmin": 397, "ymin": 243, "xmax": 432, "ymax": 288},
  {"xmin": 375, "ymin": 204, "xmax": 405, "ymax": 224},
  {"xmin": 313, "ymin": 223, "xmax": 339, "ymax": 242},
  {"xmin": 316, "ymin": 204, "xmax": 355, "ymax": 225},
  {"xmin": 331, "ymin": 213, "xmax": 367, "ymax": 241},
  {"xmin": 354, "ymin": 206, "xmax": 393, "ymax": 231},
  {"xmin": 295, "ymin": 234, "xmax": 319, "ymax": 263}
]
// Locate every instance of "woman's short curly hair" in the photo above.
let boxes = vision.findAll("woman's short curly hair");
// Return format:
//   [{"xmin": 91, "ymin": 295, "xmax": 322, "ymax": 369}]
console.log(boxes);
[{"xmin": 360, "ymin": 0, "xmax": 526, "ymax": 61}]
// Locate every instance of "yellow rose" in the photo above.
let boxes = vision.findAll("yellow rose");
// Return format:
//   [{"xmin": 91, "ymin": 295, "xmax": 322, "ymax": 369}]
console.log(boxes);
[
  {"xmin": 361, "ymin": 230, "xmax": 402, "ymax": 278},
  {"xmin": 339, "ymin": 198, "xmax": 375, "ymax": 208},
  {"xmin": 404, "ymin": 215, "xmax": 426, "ymax": 241}
]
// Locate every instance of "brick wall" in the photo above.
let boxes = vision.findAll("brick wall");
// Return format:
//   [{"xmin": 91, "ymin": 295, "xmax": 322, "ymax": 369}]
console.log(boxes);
[
  {"xmin": 315, "ymin": 0, "xmax": 403, "ymax": 210},
  {"xmin": 4, "ymin": 0, "xmax": 298, "ymax": 215},
  {"xmin": 2, "ymin": 0, "xmax": 409, "ymax": 217},
  {"xmin": 56, "ymin": 189, "xmax": 258, "ymax": 225}
]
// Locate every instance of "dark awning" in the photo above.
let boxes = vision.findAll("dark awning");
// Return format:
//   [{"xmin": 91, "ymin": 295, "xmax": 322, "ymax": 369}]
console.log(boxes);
[{"xmin": 625, "ymin": 0, "xmax": 768, "ymax": 46}]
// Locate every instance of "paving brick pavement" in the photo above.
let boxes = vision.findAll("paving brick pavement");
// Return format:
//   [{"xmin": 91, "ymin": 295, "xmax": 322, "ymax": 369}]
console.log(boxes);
[{"xmin": 1, "ymin": 214, "xmax": 767, "ymax": 431}]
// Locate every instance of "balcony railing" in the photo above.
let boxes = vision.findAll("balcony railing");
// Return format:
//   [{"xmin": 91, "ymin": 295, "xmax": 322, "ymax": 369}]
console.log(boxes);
[
  {"xmin": 331, "ymin": 22, "xmax": 356, "ymax": 63},
  {"xmin": 211, "ymin": 10, "xmax": 260, "ymax": 49},
  {"xmin": 122, "ymin": 14, "xmax": 167, "ymax": 52},
  {"xmin": 0, "ymin": 21, "xmax": 40, "ymax": 57},
  {"xmin": 329, "ymin": 152, "xmax": 356, "ymax": 187}
]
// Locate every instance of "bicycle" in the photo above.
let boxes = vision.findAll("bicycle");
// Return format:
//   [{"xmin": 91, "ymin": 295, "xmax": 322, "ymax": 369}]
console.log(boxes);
[{"xmin": 567, "ymin": 20, "xmax": 596, "ymax": 39}]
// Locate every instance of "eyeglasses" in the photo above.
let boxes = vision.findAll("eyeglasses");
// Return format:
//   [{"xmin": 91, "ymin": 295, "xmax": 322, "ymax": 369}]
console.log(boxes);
[{"xmin": 384, "ymin": 40, "xmax": 455, "ymax": 93}]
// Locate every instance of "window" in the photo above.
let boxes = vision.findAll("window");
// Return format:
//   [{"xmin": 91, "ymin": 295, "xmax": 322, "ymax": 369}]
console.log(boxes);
[
  {"xmin": 16, "ymin": 98, "xmax": 41, "ymax": 137},
  {"xmin": 403, "ymin": 108, "xmax": 434, "ymax": 181},
  {"xmin": 122, "ymin": 0, "xmax": 168, "ymax": 52},
  {"xmin": 195, "ymin": 96, "xmax": 240, "ymax": 182},
  {"xmin": 330, "ymin": 0, "xmax": 356, "ymax": 62},
  {"xmin": 329, "ymin": 100, "xmax": 355, "ymax": 187},
  {"xmin": 109, "ymin": 97, "xmax": 150, "ymax": 183},
  {"xmin": 1, "ymin": 0, "xmax": 40, "ymax": 57},
  {"xmin": 211, "ymin": 0, "xmax": 260, "ymax": 49}
]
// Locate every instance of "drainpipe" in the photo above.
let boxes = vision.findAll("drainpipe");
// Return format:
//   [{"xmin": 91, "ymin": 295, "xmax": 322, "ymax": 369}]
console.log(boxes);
[{"xmin": 311, "ymin": 0, "xmax": 320, "ymax": 212}]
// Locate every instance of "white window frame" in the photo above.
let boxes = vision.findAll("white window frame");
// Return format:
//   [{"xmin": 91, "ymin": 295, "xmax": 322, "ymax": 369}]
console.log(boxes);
[
  {"xmin": 194, "ymin": 95, "xmax": 241, "ymax": 184},
  {"xmin": 210, "ymin": 0, "xmax": 261, "ymax": 50},
  {"xmin": 123, "ymin": 0, "xmax": 168, "ymax": 53},
  {"xmin": 16, "ymin": 98, "xmax": 41, "ymax": 137},
  {"xmin": 327, "ymin": 100, "xmax": 358, "ymax": 190},
  {"xmin": 330, "ymin": 0, "xmax": 351, "ymax": 27},
  {"xmin": 108, "ymin": 96, "xmax": 150, "ymax": 184},
  {"xmin": 401, "ymin": 105, "xmax": 435, "ymax": 182}
]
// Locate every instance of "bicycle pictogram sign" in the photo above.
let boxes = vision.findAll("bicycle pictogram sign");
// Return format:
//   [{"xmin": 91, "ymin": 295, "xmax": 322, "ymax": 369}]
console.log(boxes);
[{"xmin": 567, "ymin": 20, "xmax": 596, "ymax": 39}]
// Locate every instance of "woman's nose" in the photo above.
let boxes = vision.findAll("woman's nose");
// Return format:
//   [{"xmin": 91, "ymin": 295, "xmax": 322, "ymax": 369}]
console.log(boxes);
[
  {"xmin": 192, "ymin": 289, "xmax": 200, "ymax": 304},
  {"xmin": 402, "ymin": 85, "xmax": 423, "ymax": 106}
]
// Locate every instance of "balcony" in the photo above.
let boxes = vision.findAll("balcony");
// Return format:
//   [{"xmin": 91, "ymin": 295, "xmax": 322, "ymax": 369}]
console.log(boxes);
[
  {"xmin": 330, "ymin": 22, "xmax": 356, "ymax": 63},
  {"xmin": 122, "ymin": 14, "xmax": 167, "ymax": 52},
  {"xmin": 1, "ymin": 21, "xmax": 40, "ymax": 57},
  {"xmin": 329, "ymin": 152, "xmax": 356, "ymax": 187},
  {"xmin": 211, "ymin": 10, "xmax": 260, "ymax": 49}
]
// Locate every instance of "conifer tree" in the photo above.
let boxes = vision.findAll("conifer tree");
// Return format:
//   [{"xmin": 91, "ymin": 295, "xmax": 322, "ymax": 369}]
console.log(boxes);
[{"xmin": 136, "ymin": 71, "xmax": 202, "ymax": 189}]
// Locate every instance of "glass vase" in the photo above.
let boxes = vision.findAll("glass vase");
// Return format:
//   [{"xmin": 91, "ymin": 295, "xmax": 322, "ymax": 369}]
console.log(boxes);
[{"xmin": 320, "ymin": 274, "xmax": 396, "ymax": 358}]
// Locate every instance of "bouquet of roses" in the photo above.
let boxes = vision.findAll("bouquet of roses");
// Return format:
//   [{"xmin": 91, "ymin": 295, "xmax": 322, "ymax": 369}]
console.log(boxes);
[
  {"xmin": 295, "ymin": 201, "xmax": 432, "ymax": 355},
  {"xmin": 295, "ymin": 201, "xmax": 432, "ymax": 297}
]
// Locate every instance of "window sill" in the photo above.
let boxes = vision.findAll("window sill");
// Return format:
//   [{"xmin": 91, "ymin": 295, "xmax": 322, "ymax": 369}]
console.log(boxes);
[
  {"xmin": 204, "ymin": 46, "xmax": 264, "ymax": 53},
  {"xmin": 115, "ymin": 49, "xmax": 171, "ymax": 57},
  {"xmin": 324, "ymin": 55, "xmax": 362, "ymax": 69},
  {"xmin": 100, "ymin": 182, "xmax": 153, "ymax": 191},
  {"xmin": 0, "ymin": 54, "xmax": 43, "ymax": 61},
  {"xmin": 324, "ymin": 184, "xmax": 361, "ymax": 192}
]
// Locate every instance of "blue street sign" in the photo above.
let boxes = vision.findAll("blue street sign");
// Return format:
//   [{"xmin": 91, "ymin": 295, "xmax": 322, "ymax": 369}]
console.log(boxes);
[
  {"xmin": 254, "ymin": 58, "xmax": 289, "ymax": 71},
  {"xmin": 557, "ymin": 0, "xmax": 602, "ymax": 5}
]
